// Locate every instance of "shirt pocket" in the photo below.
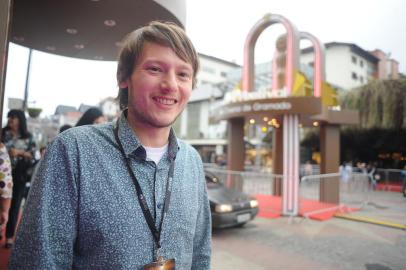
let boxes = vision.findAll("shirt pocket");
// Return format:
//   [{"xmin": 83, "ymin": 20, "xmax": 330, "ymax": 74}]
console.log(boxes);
[{"xmin": 166, "ymin": 183, "xmax": 199, "ymax": 244}]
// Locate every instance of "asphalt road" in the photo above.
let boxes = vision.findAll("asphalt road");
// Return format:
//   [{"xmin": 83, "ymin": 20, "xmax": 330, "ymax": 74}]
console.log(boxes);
[{"xmin": 212, "ymin": 191, "xmax": 406, "ymax": 270}]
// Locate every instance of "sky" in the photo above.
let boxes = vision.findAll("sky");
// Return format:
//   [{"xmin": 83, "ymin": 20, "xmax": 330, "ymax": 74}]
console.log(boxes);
[{"xmin": 3, "ymin": 0, "xmax": 406, "ymax": 118}]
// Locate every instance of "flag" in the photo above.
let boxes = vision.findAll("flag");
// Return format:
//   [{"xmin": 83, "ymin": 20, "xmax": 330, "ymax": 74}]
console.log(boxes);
[
  {"xmin": 292, "ymin": 70, "xmax": 312, "ymax": 97},
  {"xmin": 321, "ymin": 81, "xmax": 338, "ymax": 106}
]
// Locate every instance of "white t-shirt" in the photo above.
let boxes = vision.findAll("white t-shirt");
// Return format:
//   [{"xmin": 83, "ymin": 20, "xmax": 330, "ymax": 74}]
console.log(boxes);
[{"xmin": 144, "ymin": 144, "xmax": 168, "ymax": 164}]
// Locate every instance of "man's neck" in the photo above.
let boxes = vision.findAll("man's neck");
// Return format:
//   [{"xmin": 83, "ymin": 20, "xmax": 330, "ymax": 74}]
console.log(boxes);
[{"xmin": 127, "ymin": 116, "xmax": 170, "ymax": 148}]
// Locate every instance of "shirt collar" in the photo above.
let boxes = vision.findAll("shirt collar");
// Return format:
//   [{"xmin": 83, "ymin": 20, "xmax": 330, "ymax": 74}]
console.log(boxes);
[{"xmin": 116, "ymin": 110, "xmax": 179, "ymax": 161}]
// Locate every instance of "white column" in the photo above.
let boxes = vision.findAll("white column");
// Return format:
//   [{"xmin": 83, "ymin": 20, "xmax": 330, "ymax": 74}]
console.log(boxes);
[{"xmin": 282, "ymin": 114, "xmax": 300, "ymax": 216}]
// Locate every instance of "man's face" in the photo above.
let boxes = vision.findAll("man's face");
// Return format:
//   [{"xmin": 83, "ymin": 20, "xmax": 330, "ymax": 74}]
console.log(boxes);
[{"xmin": 120, "ymin": 42, "xmax": 193, "ymax": 129}]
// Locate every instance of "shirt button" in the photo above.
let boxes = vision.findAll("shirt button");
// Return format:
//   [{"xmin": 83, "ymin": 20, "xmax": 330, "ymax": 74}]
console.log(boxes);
[{"xmin": 157, "ymin": 202, "xmax": 163, "ymax": 209}]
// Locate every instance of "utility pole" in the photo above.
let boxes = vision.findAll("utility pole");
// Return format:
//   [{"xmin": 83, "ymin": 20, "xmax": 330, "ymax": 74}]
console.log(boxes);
[{"xmin": 23, "ymin": 48, "xmax": 33, "ymax": 111}]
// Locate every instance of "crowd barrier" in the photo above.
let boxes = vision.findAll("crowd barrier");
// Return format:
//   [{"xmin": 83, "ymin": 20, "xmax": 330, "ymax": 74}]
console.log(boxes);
[
  {"xmin": 300, "ymin": 172, "xmax": 371, "ymax": 218},
  {"xmin": 204, "ymin": 164, "xmax": 382, "ymax": 219},
  {"xmin": 374, "ymin": 168, "xmax": 404, "ymax": 190},
  {"xmin": 204, "ymin": 165, "xmax": 281, "ymax": 195}
]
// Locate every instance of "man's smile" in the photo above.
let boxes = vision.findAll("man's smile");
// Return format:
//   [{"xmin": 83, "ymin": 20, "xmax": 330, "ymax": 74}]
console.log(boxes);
[{"xmin": 153, "ymin": 96, "xmax": 178, "ymax": 105}]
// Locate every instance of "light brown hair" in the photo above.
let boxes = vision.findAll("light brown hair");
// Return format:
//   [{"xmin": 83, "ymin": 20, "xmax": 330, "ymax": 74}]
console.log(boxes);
[{"xmin": 116, "ymin": 21, "xmax": 199, "ymax": 109}]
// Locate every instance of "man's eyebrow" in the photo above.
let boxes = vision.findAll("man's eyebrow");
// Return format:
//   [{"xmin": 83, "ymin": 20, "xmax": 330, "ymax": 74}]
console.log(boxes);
[
  {"xmin": 178, "ymin": 64, "xmax": 193, "ymax": 71},
  {"xmin": 143, "ymin": 59, "xmax": 192, "ymax": 70}
]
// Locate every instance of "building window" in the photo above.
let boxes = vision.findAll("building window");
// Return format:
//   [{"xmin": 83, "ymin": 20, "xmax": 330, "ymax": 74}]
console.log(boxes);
[
  {"xmin": 360, "ymin": 76, "xmax": 364, "ymax": 83},
  {"xmin": 308, "ymin": 61, "xmax": 314, "ymax": 67},
  {"xmin": 351, "ymin": 72, "xmax": 358, "ymax": 80},
  {"xmin": 202, "ymin": 66, "xmax": 216, "ymax": 74},
  {"xmin": 351, "ymin": 55, "xmax": 357, "ymax": 64},
  {"xmin": 360, "ymin": 60, "xmax": 364, "ymax": 67},
  {"xmin": 220, "ymin": 71, "xmax": 227, "ymax": 78},
  {"xmin": 368, "ymin": 64, "xmax": 377, "ymax": 78}
]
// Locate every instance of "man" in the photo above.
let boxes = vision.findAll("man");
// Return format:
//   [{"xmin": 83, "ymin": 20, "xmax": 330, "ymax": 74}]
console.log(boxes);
[{"xmin": 9, "ymin": 21, "xmax": 211, "ymax": 269}]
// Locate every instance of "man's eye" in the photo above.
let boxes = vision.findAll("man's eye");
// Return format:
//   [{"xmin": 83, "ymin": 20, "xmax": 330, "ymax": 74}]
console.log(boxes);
[
  {"xmin": 178, "ymin": 72, "xmax": 191, "ymax": 79},
  {"xmin": 147, "ymin": 66, "xmax": 161, "ymax": 72}
]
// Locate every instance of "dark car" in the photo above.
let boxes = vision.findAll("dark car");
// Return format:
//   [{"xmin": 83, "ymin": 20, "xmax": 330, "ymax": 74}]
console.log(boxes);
[{"xmin": 205, "ymin": 170, "xmax": 259, "ymax": 228}]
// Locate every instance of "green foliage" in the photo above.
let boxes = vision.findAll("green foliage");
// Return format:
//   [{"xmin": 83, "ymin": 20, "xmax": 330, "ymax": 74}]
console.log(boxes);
[
  {"xmin": 302, "ymin": 79, "xmax": 406, "ymax": 168},
  {"xmin": 301, "ymin": 127, "xmax": 406, "ymax": 168},
  {"xmin": 27, "ymin": 107, "xmax": 42, "ymax": 118},
  {"xmin": 340, "ymin": 79, "xmax": 406, "ymax": 129},
  {"xmin": 340, "ymin": 128, "xmax": 406, "ymax": 168}
]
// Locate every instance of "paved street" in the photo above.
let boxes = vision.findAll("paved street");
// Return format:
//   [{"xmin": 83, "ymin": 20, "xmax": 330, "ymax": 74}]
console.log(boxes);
[{"xmin": 212, "ymin": 191, "xmax": 406, "ymax": 270}]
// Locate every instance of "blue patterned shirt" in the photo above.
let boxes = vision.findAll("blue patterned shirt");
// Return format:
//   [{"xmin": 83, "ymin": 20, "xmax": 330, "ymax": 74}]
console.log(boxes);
[{"xmin": 9, "ymin": 112, "xmax": 211, "ymax": 269}]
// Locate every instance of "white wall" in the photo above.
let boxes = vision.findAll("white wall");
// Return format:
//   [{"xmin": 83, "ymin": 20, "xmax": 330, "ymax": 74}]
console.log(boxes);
[
  {"xmin": 301, "ymin": 44, "xmax": 376, "ymax": 90},
  {"xmin": 180, "ymin": 54, "xmax": 239, "ymax": 141},
  {"xmin": 200, "ymin": 101, "xmax": 210, "ymax": 137},
  {"xmin": 197, "ymin": 55, "xmax": 238, "ymax": 87}
]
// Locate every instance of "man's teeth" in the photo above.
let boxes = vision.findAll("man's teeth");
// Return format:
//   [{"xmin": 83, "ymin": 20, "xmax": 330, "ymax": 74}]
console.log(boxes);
[{"xmin": 156, "ymin": 97, "xmax": 175, "ymax": 105}]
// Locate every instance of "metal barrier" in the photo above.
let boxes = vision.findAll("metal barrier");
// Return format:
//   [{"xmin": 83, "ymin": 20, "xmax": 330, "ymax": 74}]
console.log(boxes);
[
  {"xmin": 204, "ymin": 164, "xmax": 372, "ymax": 219},
  {"xmin": 340, "ymin": 172, "xmax": 371, "ymax": 207},
  {"xmin": 204, "ymin": 166, "xmax": 282, "ymax": 195},
  {"xmin": 375, "ymin": 168, "xmax": 403, "ymax": 190},
  {"xmin": 300, "ymin": 172, "xmax": 371, "ymax": 218}
]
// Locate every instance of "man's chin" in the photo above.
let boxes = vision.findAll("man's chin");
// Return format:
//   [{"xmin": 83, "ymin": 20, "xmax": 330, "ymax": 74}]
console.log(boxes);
[
  {"xmin": 129, "ymin": 110, "xmax": 179, "ymax": 129},
  {"xmin": 150, "ymin": 119, "xmax": 175, "ymax": 129},
  {"xmin": 142, "ymin": 117, "xmax": 176, "ymax": 129}
]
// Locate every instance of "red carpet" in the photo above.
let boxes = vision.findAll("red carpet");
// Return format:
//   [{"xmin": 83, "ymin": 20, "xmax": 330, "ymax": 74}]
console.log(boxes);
[
  {"xmin": 0, "ymin": 249, "xmax": 10, "ymax": 270},
  {"xmin": 0, "ymin": 233, "xmax": 10, "ymax": 270},
  {"xmin": 255, "ymin": 194, "xmax": 283, "ymax": 218},
  {"xmin": 255, "ymin": 194, "xmax": 358, "ymax": 221},
  {"xmin": 0, "ymin": 209, "xmax": 22, "ymax": 270},
  {"xmin": 376, "ymin": 183, "xmax": 402, "ymax": 192}
]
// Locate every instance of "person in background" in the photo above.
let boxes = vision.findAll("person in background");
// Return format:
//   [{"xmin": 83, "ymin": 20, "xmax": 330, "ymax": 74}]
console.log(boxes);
[
  {"xmin": 367, "ymin": 163, "xmax": 377, "ymax": 190},
  {"xmin": 59, "ymin": 124, "xmax": 72, "ymax": 133},
  {"xmin": 22, "ymin": 145, "xmax": 47, "ymax": 201},
  {"xmin": 0, "ymin": 143, "xmax": 13, "ymax": 237},
  {"xmin": 75, "ymin": 107, "xmax": 105, "ymax": 126},
  {"xmin": 9, "ymin": 21, "xmax": 211, "ymax": 269},
  {"xmin": 1, "ymin": 109, "xmax": 36, "ymax": 248},
  {"xmin": 303, "ymin": 161, "xmax": 313, "ymax": 176},
  {"xmin": 339, "ymin": 161, "xmax": 352, "ymax": 183}
]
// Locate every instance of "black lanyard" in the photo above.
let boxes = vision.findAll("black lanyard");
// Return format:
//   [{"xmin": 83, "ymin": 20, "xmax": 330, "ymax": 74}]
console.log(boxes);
[{"xmin": 114, "ymin": 120, "xmax": 175, "ymax": 249}]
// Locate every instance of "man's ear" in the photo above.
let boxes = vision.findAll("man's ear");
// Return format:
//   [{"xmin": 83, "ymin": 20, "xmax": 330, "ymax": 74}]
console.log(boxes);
[{"xmin": 119, "ymin": 81, "xmax": 128, "ymax": 89}]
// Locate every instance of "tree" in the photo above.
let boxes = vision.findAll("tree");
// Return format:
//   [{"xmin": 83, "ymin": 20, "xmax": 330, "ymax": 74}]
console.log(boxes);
[
  {"xmin": 340, "ymin": 79, "xmax": 406, "ymax": 129},
  {"xmin": 301, "ymin": 79, "xmax": 406, "ymax": 168}
]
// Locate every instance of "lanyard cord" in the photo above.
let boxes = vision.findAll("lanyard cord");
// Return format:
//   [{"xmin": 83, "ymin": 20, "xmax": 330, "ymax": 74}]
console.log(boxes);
[{"xmin": 114, "ymin": 120, "xmax": 174, "ymax": 249}]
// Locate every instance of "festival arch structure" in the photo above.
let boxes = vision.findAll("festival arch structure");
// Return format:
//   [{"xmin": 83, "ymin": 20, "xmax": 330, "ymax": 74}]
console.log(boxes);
[{"xmin": 211, "ymin": 14, "xmax": 358, "ymax": 216}]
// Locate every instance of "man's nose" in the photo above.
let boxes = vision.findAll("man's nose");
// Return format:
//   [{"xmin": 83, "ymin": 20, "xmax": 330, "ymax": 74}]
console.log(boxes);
[{"xmin": 160, "ymin": 71, "xmax": 178, "ymax": 92}]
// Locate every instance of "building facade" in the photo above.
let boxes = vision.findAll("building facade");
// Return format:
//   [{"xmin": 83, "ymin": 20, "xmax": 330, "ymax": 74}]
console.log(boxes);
[
  {"xmin": 196, "ymin": 53, "xmax": 240, "ymax": 87},
  {"xmin": 172, "ymin": 54, "xmax": 240, "ymax": 162},
  {"xmin": 300, "ymin": 42, "xmax": 399, "ymax": 90},
  {"xmin": 370, "ymin": 49, "xmax": 399, "ymax": 80}
]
